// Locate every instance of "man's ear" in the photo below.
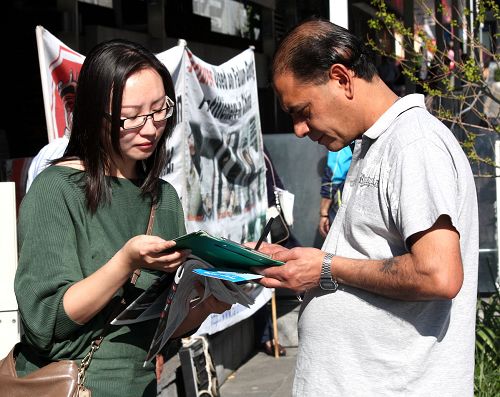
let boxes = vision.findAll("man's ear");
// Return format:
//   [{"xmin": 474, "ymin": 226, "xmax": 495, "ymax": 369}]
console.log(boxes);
[{"xmin": 329, "ymin": 64, "xmax": 354, "ymax": 99}]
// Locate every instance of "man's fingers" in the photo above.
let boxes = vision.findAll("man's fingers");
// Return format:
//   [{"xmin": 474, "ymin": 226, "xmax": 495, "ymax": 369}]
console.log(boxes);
[
  {"xmin": 246, "ymin": 241, "xmax": 288, "ymax": 256},
  {"xmin": 258, "ymin": 276, "xmax": 284, "ymax": 289},
  {"xmin": 156, "ymin": 240, "xmax": 176, "ymax": 253},
  {"xmin": 269, "ymin": 249, "xmax": 298, "ymax": 263},
  {"xmin": 257, "ymin": 265, "xmax": 280, "ymax": 277}
]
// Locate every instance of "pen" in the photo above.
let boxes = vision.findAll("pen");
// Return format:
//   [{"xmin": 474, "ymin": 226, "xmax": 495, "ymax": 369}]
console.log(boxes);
[{"xmin": 255, "ymin": 217, "xmax": 275, "ymax": 250}]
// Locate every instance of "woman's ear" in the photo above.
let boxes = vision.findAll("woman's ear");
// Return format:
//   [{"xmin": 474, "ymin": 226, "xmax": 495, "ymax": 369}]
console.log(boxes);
[{"xmin": 329, "ymin": 64, "xmax": 354, "ymax": 100}]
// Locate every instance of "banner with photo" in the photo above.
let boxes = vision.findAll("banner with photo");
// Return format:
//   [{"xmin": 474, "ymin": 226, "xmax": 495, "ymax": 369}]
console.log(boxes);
[{"xmin": 168, "ymin": 47, "xmax": 267, "ymax": 242}]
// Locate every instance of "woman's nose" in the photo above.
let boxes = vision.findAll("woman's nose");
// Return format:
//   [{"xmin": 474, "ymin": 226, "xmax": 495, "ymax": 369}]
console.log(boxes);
[{"xmin": 139, "ymin": 115, "xmax": 157, "ymax": 136}]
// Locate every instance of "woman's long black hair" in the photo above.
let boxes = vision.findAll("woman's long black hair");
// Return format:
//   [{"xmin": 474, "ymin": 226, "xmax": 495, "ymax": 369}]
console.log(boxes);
[{"xmin": 55, "ymin": 39, "xmax": 176, "ymax": 213}]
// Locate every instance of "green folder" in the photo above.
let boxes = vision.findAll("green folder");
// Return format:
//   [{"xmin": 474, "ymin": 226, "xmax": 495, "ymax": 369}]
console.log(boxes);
[{"xmin": 171, "ymin": 230, "xmax": 284, "ymax": 270}]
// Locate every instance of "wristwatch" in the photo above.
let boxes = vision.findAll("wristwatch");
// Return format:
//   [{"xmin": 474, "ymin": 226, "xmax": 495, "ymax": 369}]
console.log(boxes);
[{"xmin": 320, "ymin": 252, "xmax": 338, "ymax": 291}]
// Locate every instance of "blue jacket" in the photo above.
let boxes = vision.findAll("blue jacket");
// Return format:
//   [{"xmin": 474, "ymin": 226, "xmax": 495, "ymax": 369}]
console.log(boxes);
[{"xmin": 320, "ymin": 146, "xmax": 352, "ymax": 200}]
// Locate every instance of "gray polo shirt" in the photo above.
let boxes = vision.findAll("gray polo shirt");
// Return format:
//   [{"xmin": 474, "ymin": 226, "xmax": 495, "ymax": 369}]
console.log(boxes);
[{"xmin": 293, "ymin": 94, "xmax": 478, "ymax": 396}]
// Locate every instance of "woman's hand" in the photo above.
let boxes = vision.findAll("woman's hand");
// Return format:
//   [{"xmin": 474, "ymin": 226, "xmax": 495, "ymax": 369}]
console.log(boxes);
[
  {"xmin": 64, "ymin": 235, "xmax": 190, "ymax": 324},
  {"xmin": 120, "ymin": 235, "xmax": 191, "ymax": 273}
]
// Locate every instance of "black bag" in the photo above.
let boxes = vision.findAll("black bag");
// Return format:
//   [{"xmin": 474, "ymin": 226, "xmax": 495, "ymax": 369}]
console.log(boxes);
[
  {"xmin": 264, "ymin": 151, "xmax": 291, "ymax": 245},
  {"xmin": 268, "ymin": 204, "xmax": 290, "ymax": 244}
]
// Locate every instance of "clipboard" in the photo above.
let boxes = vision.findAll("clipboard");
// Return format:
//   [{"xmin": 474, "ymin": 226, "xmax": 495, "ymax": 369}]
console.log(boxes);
[{"xmin": 170, "ymin": 230, "xmax": 284, "ymax": 270}]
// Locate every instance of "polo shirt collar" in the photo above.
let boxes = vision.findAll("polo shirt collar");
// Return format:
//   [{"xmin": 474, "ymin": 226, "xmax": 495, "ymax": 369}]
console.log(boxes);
[{"xmin": 363, "ymin": 94, "xmax": 426, "ymax": 140}]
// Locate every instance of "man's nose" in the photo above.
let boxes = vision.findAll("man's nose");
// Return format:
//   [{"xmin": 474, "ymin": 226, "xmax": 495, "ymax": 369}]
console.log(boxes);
[{"xmin": 293, "ymin": 120, "xmax": 309, "ymax": 138}]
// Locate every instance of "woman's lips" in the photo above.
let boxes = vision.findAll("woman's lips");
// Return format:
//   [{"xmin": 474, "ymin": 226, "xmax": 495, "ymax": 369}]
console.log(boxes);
[{"xmin": 136, "ymin": 142, "xmax": 154, "ymax": 149}]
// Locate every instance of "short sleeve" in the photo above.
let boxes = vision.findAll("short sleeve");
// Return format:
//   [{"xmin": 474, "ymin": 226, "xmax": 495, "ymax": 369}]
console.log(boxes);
[
  {"xmin": 15, "ymin": 170, "xmax": 84, "ymax": 351},
  {"xmin": 387, "ymin": 138, "xmax": 458, "ymax": 244}
]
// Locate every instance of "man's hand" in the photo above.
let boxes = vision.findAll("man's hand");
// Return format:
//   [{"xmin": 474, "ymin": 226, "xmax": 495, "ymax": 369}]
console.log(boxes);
[
  {"xmin": 255, "ymin": 247, "xmax": 324, "ymax": 292},
  {"xmin": 318, "ymin": 216, "xmax": 330, "ymax": 238},
  {"xmin": 245, "ymin": 241, "xmax": 289, "ymax": 256}
]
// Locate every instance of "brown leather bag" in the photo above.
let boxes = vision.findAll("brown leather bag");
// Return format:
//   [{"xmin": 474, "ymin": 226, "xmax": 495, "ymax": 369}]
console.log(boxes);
[{"xmin": 0, "ymin": 344, "xmax": 79, "ymax": 397}]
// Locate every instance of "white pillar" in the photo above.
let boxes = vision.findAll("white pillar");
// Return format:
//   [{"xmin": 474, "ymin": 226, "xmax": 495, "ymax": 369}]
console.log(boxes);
[
  {"xmin": 0, "ymin": 182, "xmax": 20, "ymax": 358},
  {"xmin": 329, "ymin": 0, "xmax": 349, "ymax": 29}
]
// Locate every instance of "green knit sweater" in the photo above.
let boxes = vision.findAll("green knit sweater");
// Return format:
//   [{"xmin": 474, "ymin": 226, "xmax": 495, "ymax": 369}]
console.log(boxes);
[{"xmin": 15, "ymin": 165, "xmax": 186, "ymax": 397}]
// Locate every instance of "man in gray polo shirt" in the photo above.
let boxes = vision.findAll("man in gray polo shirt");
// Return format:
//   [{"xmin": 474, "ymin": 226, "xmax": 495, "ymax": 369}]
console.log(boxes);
[{"xmin": 255, "ymin": 19, "xmax": 478, "ymax": 396}]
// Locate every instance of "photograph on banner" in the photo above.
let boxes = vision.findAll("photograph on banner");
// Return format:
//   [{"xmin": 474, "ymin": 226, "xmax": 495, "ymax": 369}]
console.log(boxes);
[{"xmin": 172, "ymin": 48, "xmax": 267, "ymax": 243}]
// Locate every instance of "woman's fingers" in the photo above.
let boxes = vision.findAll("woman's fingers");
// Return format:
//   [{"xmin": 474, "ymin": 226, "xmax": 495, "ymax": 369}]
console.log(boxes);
[{"xmin": 153, "ymin": 248, "xmax": 191, "ymax": 262}]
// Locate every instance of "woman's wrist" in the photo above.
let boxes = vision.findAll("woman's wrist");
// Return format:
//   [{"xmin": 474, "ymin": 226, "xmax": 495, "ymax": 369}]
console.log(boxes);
[{"xmin": 116, "ymin": 247, "xmax": 137, "ymax": 276}]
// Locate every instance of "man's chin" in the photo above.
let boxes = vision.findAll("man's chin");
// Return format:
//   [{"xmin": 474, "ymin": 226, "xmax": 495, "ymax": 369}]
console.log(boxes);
[
  {"xmin": 311, "ymin": 134, "xmax": 344, "ymax": 151},
  {"xmin": 317, "ymin": 136, "xmax": 335, "ymax": 150},
  {"xmin": 325, "ymin": 141, "xmax": 345, "ymax": 152}
]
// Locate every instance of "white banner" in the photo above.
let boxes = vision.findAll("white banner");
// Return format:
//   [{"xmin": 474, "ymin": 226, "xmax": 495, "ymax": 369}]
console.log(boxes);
[
  {"xmin": 35, "ymin": 27, "xmax": 85, "ymax": 141},
  {"xmin": 195, "ymin": 284, "xmax": 272, "ymax": 336},
  {"xmin": 164, "ymin": 46, "xmax": 267, "ymax": 242}
]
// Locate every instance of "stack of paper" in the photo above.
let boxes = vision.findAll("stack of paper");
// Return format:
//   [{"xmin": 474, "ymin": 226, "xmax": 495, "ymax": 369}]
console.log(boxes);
[{"xmin": 112, "ymin": 257, "xmax": 255, "ymax": 365}]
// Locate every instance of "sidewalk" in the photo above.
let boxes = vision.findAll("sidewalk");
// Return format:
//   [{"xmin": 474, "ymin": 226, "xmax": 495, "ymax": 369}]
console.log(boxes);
[
  {"xmin": 219, "ymin": 296, "xmax": 300, "ymax": 397},
  {"xmin": 219, "ymin": 347, "xmax": 297, "ymax": 397},
  {"xmin": 157, "ymin": 296, "xmax": 301, "ymax": 397}
]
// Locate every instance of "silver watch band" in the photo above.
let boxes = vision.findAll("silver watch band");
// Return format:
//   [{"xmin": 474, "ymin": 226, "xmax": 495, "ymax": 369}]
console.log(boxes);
[{"xmin": 320, "ymin": 252, "xmax": 338, "ymax": 291}]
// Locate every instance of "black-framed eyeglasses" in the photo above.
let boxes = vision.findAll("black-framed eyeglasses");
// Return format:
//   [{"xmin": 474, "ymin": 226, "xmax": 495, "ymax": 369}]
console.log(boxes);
[{"xmin": 108, "ymin": 95, "xmax": 175, "ymax": 130}]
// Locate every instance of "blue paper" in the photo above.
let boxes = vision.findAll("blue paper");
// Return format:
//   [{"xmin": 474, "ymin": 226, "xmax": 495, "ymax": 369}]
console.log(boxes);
[{"xmin": 192, "ymin": 268, "xmax": 263, "ymax": 283}]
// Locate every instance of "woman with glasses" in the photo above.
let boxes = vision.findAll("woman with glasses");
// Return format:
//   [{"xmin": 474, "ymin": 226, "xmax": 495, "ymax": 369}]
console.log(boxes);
[{"xmin": 14, "ymin": 39, "xmax": 228, "ymax": 397}]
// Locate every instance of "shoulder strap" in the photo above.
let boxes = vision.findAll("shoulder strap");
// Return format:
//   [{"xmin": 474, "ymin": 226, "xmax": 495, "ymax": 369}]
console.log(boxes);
[
  {"xmin": 263, "ymin": 151, "xmax": 277, "ymax": 188},
  {"xmin": 130, "ymin": 203, "xmax": 156, "ymax": 285},
  {"xmin": 78, "ymin": 203, "xmax": 157, "ymax": 387}
]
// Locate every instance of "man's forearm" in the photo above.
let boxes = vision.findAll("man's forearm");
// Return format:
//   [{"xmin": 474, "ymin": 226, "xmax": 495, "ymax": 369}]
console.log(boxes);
[
  {"xmin": 259, "ymin": 218, "xmax": 463, "ymax": 300},
  {"xmin": 319, "ymin": 197, "xmax": 332, "ymax": 216},
  {"xmin": 330, "ymin": 216, "xmax": 463, "ymax": 300},
  {"xmin": 333, "ymin": 253, "xmax": 460, "ymax": 301}
]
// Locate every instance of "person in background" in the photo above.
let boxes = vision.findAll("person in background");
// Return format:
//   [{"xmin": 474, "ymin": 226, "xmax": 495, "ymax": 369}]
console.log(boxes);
[
  {"xmin": 26, "ymin": 67, "xmax": 78, "ymax": 192},
  {"xmin": 483, "ymin": 55, "xmax": 500, "ymax": 126},
  {"xmin": 15, "ymin": 39, "xmax": 228, "ymax": 397},
  {"xmin": 26, "ymin": 135, "xmax": 69, "ymax": 191},
  {"xmin": 253, "ymin": 19, "xmax": 478, "ymax": 396},
  {"xmin": 318, "ymin": 145, "xmax": 352, "ymax": 238},
  {"xmin": 252, "ymin": 299, "xmax": 286, "ymax": 356}
]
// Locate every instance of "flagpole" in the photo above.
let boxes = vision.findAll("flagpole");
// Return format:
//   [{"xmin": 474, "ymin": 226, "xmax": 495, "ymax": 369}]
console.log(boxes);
[{"xmin": 35, "ymin": 25, "xmax": 56, "ymax": 142}]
